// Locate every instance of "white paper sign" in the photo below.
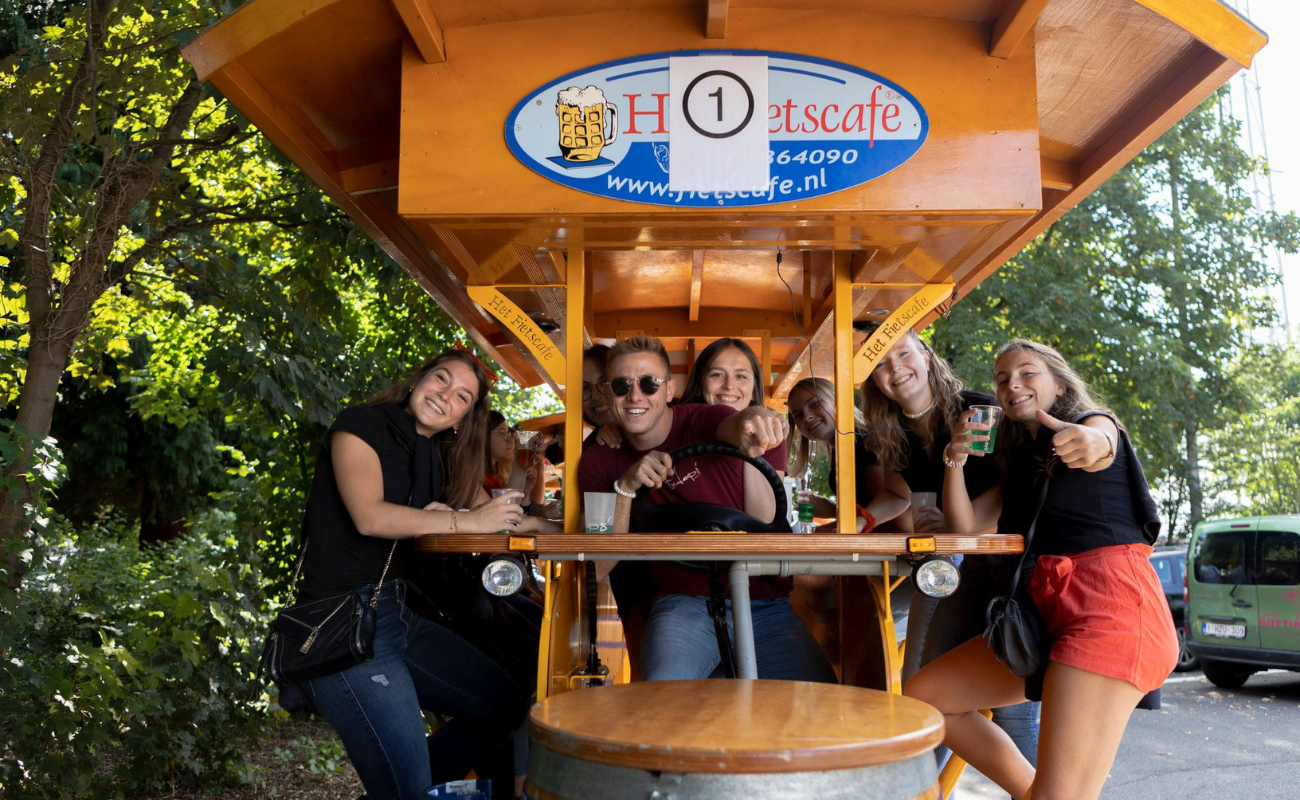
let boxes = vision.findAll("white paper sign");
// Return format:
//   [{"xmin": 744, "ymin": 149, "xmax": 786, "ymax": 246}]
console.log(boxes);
[{"xmin": 668, "ymin": 56, "xmax": 769, "ymax": 192}]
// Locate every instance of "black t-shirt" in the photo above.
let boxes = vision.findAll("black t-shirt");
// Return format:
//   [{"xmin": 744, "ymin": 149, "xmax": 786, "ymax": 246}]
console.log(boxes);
[
  {"xmin": 299, "ymin": 404, "xmax": 446, "ymax": 599},
  {"xmin": 899, "ymin": 390, "xmax": 1001, "ymax": 507},
  {"xmin": 998, "ymin": 413, "xmax": 1159, "ymax": 556},
  {"xmin": 827, "ymin": 432, "xmax": 881, "ymax": 507}
]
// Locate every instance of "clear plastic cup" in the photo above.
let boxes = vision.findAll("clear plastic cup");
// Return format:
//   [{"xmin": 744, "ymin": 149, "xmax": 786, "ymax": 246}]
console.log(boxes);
[
  {"xmin": 910, "ymin": 491, "xmax": 937, "ymax": 515},
  {"xmin": 514, "ymin": 430, "xmax": 539, "ymax": 468},
  {"xmin": 491, "ymin": 488, "xmax": 517, "ymax": 532},
  {"xmin": 583, "ymin": 492, "xmax": 618, "ymax": 533},
  {"xmin": 968, "ymin": 405, "xmax": 1003, "ymax": 453}
]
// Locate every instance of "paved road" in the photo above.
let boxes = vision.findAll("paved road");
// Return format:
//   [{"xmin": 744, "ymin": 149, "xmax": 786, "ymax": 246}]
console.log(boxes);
[{"xmin": 954, "ymin": 669, "xmax": 1300, "ymax": 799}]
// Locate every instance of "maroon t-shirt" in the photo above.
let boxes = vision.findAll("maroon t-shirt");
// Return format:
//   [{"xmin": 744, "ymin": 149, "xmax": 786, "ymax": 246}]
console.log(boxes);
[{"xmin": 578, "ymin": 403, "xmax": 792, "ymax": 600}]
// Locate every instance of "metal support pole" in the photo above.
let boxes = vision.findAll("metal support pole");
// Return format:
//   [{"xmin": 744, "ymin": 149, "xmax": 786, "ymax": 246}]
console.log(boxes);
[{"xmin": 728, "ymin": 561, "xmax": 758, "ymax": 679}]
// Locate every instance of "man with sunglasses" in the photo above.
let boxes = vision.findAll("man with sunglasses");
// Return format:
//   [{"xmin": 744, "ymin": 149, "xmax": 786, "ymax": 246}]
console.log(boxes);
[{"xmin": 578, "ymin": 336, "xmax": 838, "ymax": 684}]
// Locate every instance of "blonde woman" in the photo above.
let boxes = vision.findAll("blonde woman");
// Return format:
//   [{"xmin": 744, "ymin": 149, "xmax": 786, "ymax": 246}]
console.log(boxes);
[{"xmin": 785, "ymin": 376, "xmax": 909, "ymax": 531}]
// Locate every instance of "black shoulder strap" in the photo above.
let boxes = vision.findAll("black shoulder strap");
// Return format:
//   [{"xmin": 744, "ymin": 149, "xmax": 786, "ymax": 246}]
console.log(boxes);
[{"xmin": 1008, "ymin": 477, "xmax": 1052, "ymax": 591}]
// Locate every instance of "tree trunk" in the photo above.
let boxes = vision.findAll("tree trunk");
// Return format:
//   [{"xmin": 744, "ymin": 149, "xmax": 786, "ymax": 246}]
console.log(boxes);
[
  {"xmin": 1185, "ymin": 418, "xmax": 1203, "ymax": 529},
  {"xmin": 1168, "ymin": 152, "xmax": 1203, "ymax": 532},
  {"xmin": 1, "ymin": 333, "xmax": 76, "ymax": 589}
]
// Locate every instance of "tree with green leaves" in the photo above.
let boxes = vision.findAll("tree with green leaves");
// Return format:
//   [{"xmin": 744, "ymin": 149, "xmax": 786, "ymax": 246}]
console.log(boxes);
[
  {"xmin": 936, "ymin": 89, "xmax": 1299, "ymax": 536},
  {"xmin": 1203, "ymin": 342, "xmax": 1300, "ymax": 519},
  {"xmin": 1, "ymin": 0, "xmax": 290, "ymax": 586}
]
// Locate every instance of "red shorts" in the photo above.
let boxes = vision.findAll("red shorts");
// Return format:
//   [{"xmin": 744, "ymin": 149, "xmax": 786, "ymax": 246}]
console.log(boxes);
[{"xmin": 1028, "ymin": 543, "xmax": 1178, "ymax": 693}]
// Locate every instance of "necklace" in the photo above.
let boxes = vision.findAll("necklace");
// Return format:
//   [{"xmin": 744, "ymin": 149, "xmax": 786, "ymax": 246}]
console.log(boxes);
[{"xmin": 902, "ymin": 401, "xmax": 935, "ymax": 420}]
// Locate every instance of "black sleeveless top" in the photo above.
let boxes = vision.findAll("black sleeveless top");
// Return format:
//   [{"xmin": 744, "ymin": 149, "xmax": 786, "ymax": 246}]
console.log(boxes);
[
  {"xmin": 299, "ymin": 404, "xmax": 446, "ymax": 599},
  {"xmin": 998, "ymin": 413, "xmax": 1161, "ymax": 556},
  {"xmin": 898, "ymin": 390, "xmax": 1002, "ymax": 508}
]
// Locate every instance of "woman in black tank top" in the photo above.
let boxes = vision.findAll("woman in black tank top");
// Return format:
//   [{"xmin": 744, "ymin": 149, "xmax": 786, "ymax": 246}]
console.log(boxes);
[
  {"xmin": 906, "ymin": 340, "xmax": 1175, "ymax": 800},
  {"xmin": 859, "ymin": 329, "xmax": 1040, "ymax": 767},
  {"xmin": 299, "ymin": 349, "xmax": 540, "ymax": 800}
]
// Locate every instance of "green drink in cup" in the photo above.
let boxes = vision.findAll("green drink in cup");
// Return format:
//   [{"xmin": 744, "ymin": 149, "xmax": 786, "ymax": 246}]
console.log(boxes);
[{"xmin": 968, "ymin": 405, "xmax": 1002, "ymax": 454}]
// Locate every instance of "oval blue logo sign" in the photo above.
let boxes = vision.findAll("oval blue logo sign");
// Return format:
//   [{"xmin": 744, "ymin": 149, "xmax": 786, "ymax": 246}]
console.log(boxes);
[{"xmin": 505, "ymin": 50, "xmax": 928, "ymax": 208}]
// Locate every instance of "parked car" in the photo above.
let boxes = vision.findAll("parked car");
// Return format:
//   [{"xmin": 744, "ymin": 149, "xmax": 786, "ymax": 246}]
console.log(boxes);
[
  {"xmin": 1149, "ymin": 547, "xmax": 1198, "ymax": 671},
  {"xmin": 1186, "ymin": 515, "xmax": 1300, "ymax": 688}
]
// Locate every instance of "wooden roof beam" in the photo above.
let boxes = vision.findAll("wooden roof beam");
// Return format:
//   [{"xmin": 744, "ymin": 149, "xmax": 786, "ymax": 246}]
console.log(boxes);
[
  {"xmin": 934, "ymin": 47, "xmax": 1242, "ymax": 329},
  {"xmin": 989, "ymin": 0, "xmax": 1049, "ymax": 60},
  {"xmin": 182, "ymin": 0, "xmax": 348, "ymax": 81},
  {"xmin": 706, "ymin": 0, "xmax": 729, "ymax": 39},
  {"xmin": 195, "ymin": 62, "xmax": 543, "ymax": 385},
  {"xmin": 391, "ymin": 0, "xmax": 446, "ymax": 63},
  {"xmin": 1040, "ymin": 157, "xmax": 1077, "ymax": 191},
  {"xmin": 1132, "ymin": 0, "xmax": 1267, "ymax": 69},
  {"xmin": 596, "ymin": 308, "xmax": 806, "ymax": 341},
  {"xmin": 340, "ymin": 158, "xmax": 399, "ymax": 196},
  {"xmin": 689, "ymin": 250, "xmax": 704, "ymax": 322},
  {"xmin": 773, "ymin": 251, "xmax": 869, "ymax": 396},
  {"xmin": 852, "ymin": 244, "xmax": 913, "ymax": 285}
]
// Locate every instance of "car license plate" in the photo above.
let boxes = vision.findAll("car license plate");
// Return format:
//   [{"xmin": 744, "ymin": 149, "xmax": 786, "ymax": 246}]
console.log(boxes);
[{"xmin": 1202, "ymin": 622, "xmax": 1246, "ymax": 639}]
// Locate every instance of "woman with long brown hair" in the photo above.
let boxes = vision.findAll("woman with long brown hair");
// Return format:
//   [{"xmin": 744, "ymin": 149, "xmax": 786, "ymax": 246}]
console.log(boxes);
[
  {"xmin": 784, "ymin": 375, "xmax": 909, "ymax": 531},
  {"xmin": 906, "ymin": 340, "xmax": 1176, "ymax": 800},
  {"xmin": 483, "ymin": 410, "xmax": 543, "ymax": 507},
  {"xmin": 859, "ymin": 329, "xmax": 1040, "ymax": 766},
  {"xmin": 296, "ymin": 348, "xmax": 537, "ymax": 800}
]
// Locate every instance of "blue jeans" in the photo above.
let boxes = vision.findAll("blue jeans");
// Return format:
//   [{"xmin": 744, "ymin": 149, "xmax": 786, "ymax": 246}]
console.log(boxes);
[
  {"xmin": 640, "ymin": 594, "xmax": 839, "ymax": 683},
  {"xmin": 306, "ymin": 582, "xmax": 530, "ymax": 800},
  {"xmin": 902, "ymin": 556, "xmax": 1041, "ymax": 768}
]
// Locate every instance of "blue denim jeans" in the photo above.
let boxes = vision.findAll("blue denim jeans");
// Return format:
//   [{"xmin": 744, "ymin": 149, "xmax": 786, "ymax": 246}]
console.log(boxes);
[
  {"xmin": 306, "ymin": 582, "xmax": 530, "ymax": 800},
  {"xmin": 640, "ymin": 593, "xmax": 839, "ymax": 683},
  {"xmin": 902, "ymin": 556, "xmax": 1041, "ymax": 769}
]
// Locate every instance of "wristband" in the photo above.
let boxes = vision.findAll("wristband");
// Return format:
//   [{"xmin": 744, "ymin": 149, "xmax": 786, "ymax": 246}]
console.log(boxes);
[
  {"xmin": 855, "ymin": 505, "xmax": 877, "ymax": 533},
  {"xmin": 613, "ymin": 480, "xmax": 637, "ymax": 499}
]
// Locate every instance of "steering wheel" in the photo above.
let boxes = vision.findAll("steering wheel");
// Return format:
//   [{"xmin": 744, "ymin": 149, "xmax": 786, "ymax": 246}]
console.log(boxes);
[{"xmin": 629, "ymin": 442, "xmax": 791, "ymax": 534}]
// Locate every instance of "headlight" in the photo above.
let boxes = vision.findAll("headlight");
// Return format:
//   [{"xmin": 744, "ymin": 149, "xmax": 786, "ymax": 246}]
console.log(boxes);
[
  {"xmin": 912, "ymin": 556, "xmax": 960, "ymax": 598},
  {"xmin": 482, "ymin": 556, "xmax": 525, "ymax": 597}
]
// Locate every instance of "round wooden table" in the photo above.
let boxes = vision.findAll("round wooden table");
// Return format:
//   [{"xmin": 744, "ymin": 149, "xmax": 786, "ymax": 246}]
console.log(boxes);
[{"xmin": 525, "ymin": 680, "xmax": 945, "ymax": 800}]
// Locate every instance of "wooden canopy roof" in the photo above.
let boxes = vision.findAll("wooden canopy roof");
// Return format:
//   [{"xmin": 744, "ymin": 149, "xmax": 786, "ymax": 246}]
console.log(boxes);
[{"xmin": 184, "ymin": 0, "xmax": 1265, "ymax": 399}]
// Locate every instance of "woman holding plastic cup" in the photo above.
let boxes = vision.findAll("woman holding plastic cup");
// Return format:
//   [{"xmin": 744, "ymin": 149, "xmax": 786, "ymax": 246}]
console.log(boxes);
[
  {"xmin": 484, "ymin": 411, "xmax": 544, "ymax": 509},
  {"xmin": 858, "ymin": 328, "xmax": 1041, "ymax": 766},
  {"xmin": 906, "ymin": 340, "xmax": 1175, "ymax": 800}
]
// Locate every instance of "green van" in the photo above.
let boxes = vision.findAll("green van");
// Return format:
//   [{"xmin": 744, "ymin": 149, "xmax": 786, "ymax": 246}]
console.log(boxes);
[{"xmin": 1186, "ymin": 515, "xmax": 1300, "ymax": 688}]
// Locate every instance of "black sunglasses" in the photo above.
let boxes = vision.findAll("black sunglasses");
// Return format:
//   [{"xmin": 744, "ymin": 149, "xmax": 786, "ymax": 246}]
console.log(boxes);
[{"xmin": 609, "ymin": 375, "xmax": 665, "ymax": 397}]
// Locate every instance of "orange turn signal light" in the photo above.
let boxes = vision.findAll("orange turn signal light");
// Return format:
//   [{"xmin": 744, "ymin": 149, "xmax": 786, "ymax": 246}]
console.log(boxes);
[
  {"xmin": 508, "ymin": 536, "xmax": 537, "ymax": 552},
  {"xmin": 907, "ymin": 536, "xmax": 937, "ymax": 554}
]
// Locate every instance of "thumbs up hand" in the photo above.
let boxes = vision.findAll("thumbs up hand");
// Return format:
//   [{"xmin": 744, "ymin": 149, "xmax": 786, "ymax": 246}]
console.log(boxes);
[{"xmin": 1036, "ymin": 409, "xmax": 1115, "ymax": 472}]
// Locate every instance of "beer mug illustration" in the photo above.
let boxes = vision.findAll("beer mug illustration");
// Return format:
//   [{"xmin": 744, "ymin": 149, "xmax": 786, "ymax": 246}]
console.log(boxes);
[{"xmin": 555, "ymin": 85, "xmax": 618, "ymax": 162}]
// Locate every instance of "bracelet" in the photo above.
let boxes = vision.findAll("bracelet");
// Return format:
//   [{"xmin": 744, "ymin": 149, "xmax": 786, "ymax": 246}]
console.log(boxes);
[
  {"xmin": 1102, "ymin": 431, "xmax": 1116, "ymax": 461},
  {"xmin": 942, "ymin": 445, "xmax": 967, "ymax": 469},
  {"xmin": 613, "ymin": 480, "xmax": 638, "ymax": 499},
  {"xmin": 856, "ymin": 507, "xmax": 878, "ymax": 533}
]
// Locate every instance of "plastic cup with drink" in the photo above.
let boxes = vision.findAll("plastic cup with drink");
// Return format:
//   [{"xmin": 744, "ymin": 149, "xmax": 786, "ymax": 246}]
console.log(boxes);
[
  {"xmin": 507, "ymin": 430, "xmax": 540, "ymax": 492},
  {"xmin": 968, "ymin": 405, "xmax": 1002, "ymax": 454},
  {"xmin": 583, "ymin": 492, "xmax": 618, "ymax": 533},
  {"xmin": 490, "ymin": 488, "xmax": 518, "ymax": 533}
]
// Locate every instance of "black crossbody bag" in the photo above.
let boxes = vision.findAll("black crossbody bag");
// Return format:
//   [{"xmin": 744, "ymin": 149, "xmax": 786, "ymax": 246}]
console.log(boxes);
[
  {"xmin": 983, "ymin": 478, "xmax": 1051, "ymax": 679},
  {"xmin": 257, "ymin": 512, "xmax": 400, "ymax": 688}
]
